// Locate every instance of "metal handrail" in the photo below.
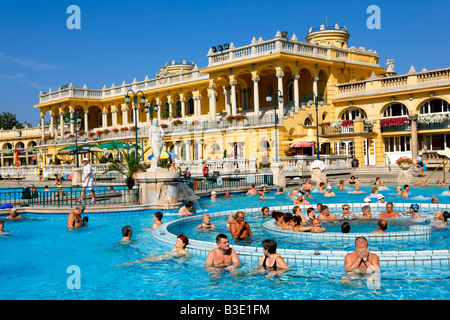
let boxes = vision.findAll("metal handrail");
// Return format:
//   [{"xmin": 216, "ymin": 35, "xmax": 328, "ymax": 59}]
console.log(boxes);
[
  {"xmin": 384, "ymin": 154, "xmax": 391, "ymax": 171},
  {"xmin": 0, "ymin": 171, "xmax": 23, "ymax": 185},
  {"xmin": 295, "ymin": 162, "xmax": 327, "ymax": 184},
  {"xmin": 425, "ymin": 158, "xmax": 448, "ymax": 184}
]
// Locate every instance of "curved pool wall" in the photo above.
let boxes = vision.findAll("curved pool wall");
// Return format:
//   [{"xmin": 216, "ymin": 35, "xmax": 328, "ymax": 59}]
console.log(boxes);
[
  {"xmin": 263, "ymin": 220, "xmax": 432, "ymax": 244},
  {"xmin": 153, "ymin": 203, "xmax": 450, "ymax": 269}
]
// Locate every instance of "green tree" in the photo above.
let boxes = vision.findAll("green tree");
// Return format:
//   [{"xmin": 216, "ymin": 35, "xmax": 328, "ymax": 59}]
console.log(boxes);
[
  {"xmin": 106, "ymin": 151, "xmax": 146, "ymax": 188},
  {"xmin": 0, "ymin": 112, "xmax": 25, "ymax": 130}
]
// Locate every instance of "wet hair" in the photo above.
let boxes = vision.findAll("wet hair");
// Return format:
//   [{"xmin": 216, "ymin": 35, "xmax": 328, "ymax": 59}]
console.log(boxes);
[
  {"xmin": 292, "ymin": 206, "xmax": 300, "ymax": 214},
  {"xmin": 262, "ymin": 239, "xmax": 277, "ymax": 254},
  {"xmin": 291, "ymin": 216, "xmax": 302, "ymax": 226},
  {"xmin": 378, "ymin": 220, "xmax": 387, "ymax": 231},
  {"xmin": 443, "ymin": 211, "xmax": 450, "ymax": 222},
  {"xmin": 122, "ymin": 225, "xmax": 132, "ymax": 237},
  {"xmin": 0, "ymin": 220, "xmax": 4, "ymax": 225},
  {"xmin": 177, "ymin": 234, "xmax": 189, "ymax": 248},
  {"xmin": 341, "ymin": 222, "xmax": 351, "ymax": 233},
  {"xmin": 404, "ymin": 184, "xmax": 409, "ymax": 189},
  {"xmin": 361, "ymin": 205, "xmax": 371, "ymax": 214},
  {"xmin": 355, "ymin": 236, "xmax": 368, "ymax": 245},
  {"xmin": 154, "ymin": 211, "xmax": 163, "ymax": 221},
  {"xmin": 271, "ymin": 211, "xmax": 283, "ymax": 221},
  {"xmin": 371, "ymin": 186, "xmax": 378, "ymax": 193},
  {"xmin": 261, "ymin": 206, "xmax": 269, "ymax": 213},
  {"xmin": 216, "ymin": 233, "xmax": 228, "ymax": 244},
  {"xmin": 282, "ymin": 212, "xmax": 293, "ymax": 223},
  {"xmin": 185, "ymin": 201, "xmax": 193, "ymax": 209},
  {"xmin": 339, "ymin": 180, "xmax": 344, "ymax": 185},
  {"xmin": 321, "ymin": 205, "xmax": 328, "ymax": 212}
]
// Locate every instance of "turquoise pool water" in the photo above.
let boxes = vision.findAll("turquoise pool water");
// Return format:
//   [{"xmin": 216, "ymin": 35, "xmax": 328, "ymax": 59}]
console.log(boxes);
[{"xmin": 1, "ymin": 184, "xmax": 449, "ymax": 300}]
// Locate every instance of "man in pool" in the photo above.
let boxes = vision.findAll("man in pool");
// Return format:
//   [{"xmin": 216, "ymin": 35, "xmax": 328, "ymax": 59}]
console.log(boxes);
[
  {"xmin": 205, "ymin": 234, "xmax": 240, "ymax": 271},
  {"xmin": 67, "ymin": 204, "xmax": 85, "ymax": 229},
  {"xmin": 121, "ymin": 225, "xmax": 133, "ymax": 242},
  {"xmin": 372, "ymin": 220, "xmax": 387, "ymax": 233},
  {"xmin": 230, "ymin": 211, "xmax": 254, "ymax": 243},
  {"xmin": 245, "ymin": 183, "xmax": 258, "ymax": 195},
  {"xmin": 310, "ymin": 218, "xmax": 326, "ymax": 233},
  {"xmin": 344, "ymin": 236, "xmax": 380, "ymax": 273},
  {"xmin": 318, "ymin": 205, "xmax": 337, "ymax": 221},
  {"xmin": 401, "ymin": 184, "xmax": 410, "ymax": 198},
  {"xmin": 380, "ymin": 202, "xmax": 400, "ymax": 219},
  {"xmin": 5, "ymin": 208, "xmax": 23, "ymax": 220}
]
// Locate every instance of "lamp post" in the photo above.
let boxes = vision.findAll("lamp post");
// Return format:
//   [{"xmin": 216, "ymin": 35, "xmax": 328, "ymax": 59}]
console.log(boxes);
[
  {"xmin": 144, "ymin": 101, "xmax": 158, "ymax": 121},
  {"xmin": 125, "ymin": 90, "xmax": 146, "ymax": 163},
  {"xmin": 307, "ymin": 94, "xmax": 325, "ymax": 160},
  {"xmin": 70, "ymin": 111, "xmax": 82, "ymax": 167},
  {"xmin": 266, "ymin": 89, "xmax": 284, "ymax": 163}
]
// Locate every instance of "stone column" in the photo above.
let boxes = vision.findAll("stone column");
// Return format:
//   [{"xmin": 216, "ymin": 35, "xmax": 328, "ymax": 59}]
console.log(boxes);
[
  {"xmin": 312, "ymin": 76, "xmax": 319, "ymax": 98},
  {"xmin": 196, "ymin": 139, "xmax": 203, "ymax": 160},
  {"xmin": 180, "ymin": 98, "xmax": 186, "ymax": 118},
  {"xmin": 209, "ymin": 84, "xmax": 217, "ymax": 122},
  {"xmin": 276, "ymin": 72, "xmax": 285, "ymax": 117},
  {"xmin": 230, "ymin": 80, "xmax": 237, "ymax": 115},
  {"xmin": 185, "ymin": 140, "xmax": 191, "ymax": 161},
  {"xmin": 252, "ymin": 77, "xmax": 260, "ymax": 115},
  {"xmin": 59, "ymin": 111, "xmax": 64, "ymax": 137},
  {"xmin": 41, "ymin": 116, "xmax": 45, "ymax": 139},
  {"xmin": 112, "ymin": 109, "xmax": 118, "ymax": 126},
  {"xmin": 50, "ymin": 113, "xmax": 55, "ymax": 137},
  {"xmin": 168, "ymin": 100, "xmax": 173, "ymax": 120},
  {"xmin": 84, "ymin": 110, "xmax": 89, "ymax": 131},
  {"xmin": 157, "ymin": 102, "xmax": 161, "ymax": 121},
  {"xmin": 224, "ymin": 86, "xmax": 231, "ymax": 115},
  {"xmin": 122, "ymin": 106, "xmax": 129, "ymax": 125},
  {"xmin": 293, "ymin": 74, "xmax": 300, "ymax": 109},
  {"xmin": 410, "ymin": 114, "xmax": 419, "ymax": 159},
  {"xmin": 69, "ymin": 110, "xmax": 75, "ymax": 134},
  {"xmin": 102, "ymin": 111, "xmax": 108, "ymax": 128}
]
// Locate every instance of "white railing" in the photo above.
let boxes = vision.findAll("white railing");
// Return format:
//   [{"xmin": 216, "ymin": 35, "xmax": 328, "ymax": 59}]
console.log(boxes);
[
  {"xmin": 207, "ymin": 36, "xmax": 379, "ymax": 68},
  {"xmin": 280, "ymin": 155, "xmax": 352, "ymax": 172},
  {"xmin": 39, "ymin": 70, "xmax": 209, "ymax": 104},
  {"xmin": 174, "ymin": 158, "xmax": 257, "ymax": 175}
]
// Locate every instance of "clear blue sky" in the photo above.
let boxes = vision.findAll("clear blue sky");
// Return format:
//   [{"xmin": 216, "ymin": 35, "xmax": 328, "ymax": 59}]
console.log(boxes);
[{"xmin": 0, "ymin": 0, "xmax": 449, "ymax": 126}]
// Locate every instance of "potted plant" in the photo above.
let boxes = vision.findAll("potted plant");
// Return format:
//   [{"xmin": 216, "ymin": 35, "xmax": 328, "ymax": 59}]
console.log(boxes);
[
  {"xmin": 112, "ymin": 128, "xmax": 119, "ymax": 134},
  {"xmin": 160, "ymin": 123, "xmax": 168, "ymax": 129},
  {"xmin": 225, "ymin": 115, "xmax": 234, "ymax": 123},
  {"xmin": 130, "ymin": 125, "xmax": 136, "ymax": 132},
  {"xmin": 87, "ymin": 131, "xmax": 95, "ymax": 138},
  {"xmin": 67, "ymin": 133, "xmax": 75, "ymax": 139},
  {"xmin": 77, "ymin": 130, "xmax": 85, "ymax": 137},
  {"xmin": 396, "ymin": 156, "xmax": 413, "ymax": 170},
  {"xmin": 363, "ymin": 118, "xmax": 374, "ymax": 131},
  {"xmin": 120, "ymin": 127, "xmax": 129, "ymax": 132},
  {"xmin": 172, "ymin": 119, "xmax": 182, "ymax": 126},
  {"xmin": 106, "ymin": 150, "xmax": 146, "ymax": 189},
  {"xmin": 103, "ymin": 128, "xmax": 110, "ymax": 135}
]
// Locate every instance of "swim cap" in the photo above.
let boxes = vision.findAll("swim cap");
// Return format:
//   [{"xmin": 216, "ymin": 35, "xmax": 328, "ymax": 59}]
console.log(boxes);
[{"xmin": 411, "ymin": 204, "xmax": 419, "ymax": 212}]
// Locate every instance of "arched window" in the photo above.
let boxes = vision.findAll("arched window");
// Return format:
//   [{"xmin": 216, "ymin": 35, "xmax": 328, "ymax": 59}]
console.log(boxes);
[
  {"xmin": 187, "ymin": 97, "xmax": 194, "ymax": 115},
  {"xmin": 382, "ymin": 103, "xmax": 409, "ymax": 118},
  {"xmin": 161, "ymin": 102, "xmax": 170, "ymax": 119},
  {"xmin": 287, "ymin": 80, "xmax": 294, "ymax": 102},
  {"xmin": 304, "ymin": 117, "xmax": 313, "ymax": 126},
  {"xmin": 341, "ymin": 108, "xmax": 367, "ymax": 120},
  {"xmin": 419, "ymin": 99, "xmax": 450, "ymax": 114},
  {"xmin": 259, "ymin": 139, "xmax": 270, "ymax": 150}
]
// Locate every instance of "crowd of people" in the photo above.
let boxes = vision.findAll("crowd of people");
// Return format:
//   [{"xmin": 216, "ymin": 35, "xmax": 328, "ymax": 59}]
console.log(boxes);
[{"xmin": 3, "ymin": 173, "xmax": 450, "ymax": 278}]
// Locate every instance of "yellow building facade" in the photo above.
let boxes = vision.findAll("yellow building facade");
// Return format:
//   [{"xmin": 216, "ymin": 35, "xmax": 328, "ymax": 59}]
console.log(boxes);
[{"xmin": 27, "ymin": 25, "xmax": 450, "ymax": 170}]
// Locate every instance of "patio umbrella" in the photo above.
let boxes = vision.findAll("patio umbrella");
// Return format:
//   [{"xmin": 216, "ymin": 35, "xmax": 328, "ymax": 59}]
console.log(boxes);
[
  {"xmin": 57, "ymin": 145, "xmax": 77, "ymax": 154},
  {"xmin": 292, "ymin": 141, "xmax": 314, "ymax": 148},
  {"xmin": 90, "ymin": 141, "xmax": 141, "ymax": 153},
  {"xmin": 148, "ymin": 151, "xmax": 178, "ymax": 160},
  {"xmin": 67, "ymin": 143, "xmax": 94, "ymax": 155}
]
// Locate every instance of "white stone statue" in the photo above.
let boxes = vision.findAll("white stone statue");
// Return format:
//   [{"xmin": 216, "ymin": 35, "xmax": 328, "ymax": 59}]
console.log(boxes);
[
  {"xmin": 148, "ymin": 118, "xmax": 165, "ymax": 169},
  {"xmin": 386, "ymin": 59, "xmax": 395, "ymax": 72}
]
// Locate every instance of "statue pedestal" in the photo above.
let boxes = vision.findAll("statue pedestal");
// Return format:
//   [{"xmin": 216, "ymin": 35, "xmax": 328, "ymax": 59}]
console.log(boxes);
[
  {"xmin": 72, "ymin": 168, "xmax": 82, "ymax": 187},
  {"xmin": 271, "ymin": 162, "xmax": 286, "ymax": 188},
  {"xmin": 136, "ymin": 169, "xmax": 182, "ymax": 209},
  {"xmin": 311, "ymin": 168, "xmax": 327, "ymax": 186}
]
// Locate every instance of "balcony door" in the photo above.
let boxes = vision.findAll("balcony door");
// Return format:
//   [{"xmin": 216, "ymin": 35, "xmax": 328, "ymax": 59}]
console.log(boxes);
[{"xmin": 364, "ymin": 139, "xmax": 376, "ymax": 166}]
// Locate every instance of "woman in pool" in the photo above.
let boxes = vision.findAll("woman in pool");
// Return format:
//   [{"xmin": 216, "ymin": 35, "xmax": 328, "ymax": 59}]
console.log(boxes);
[
  {"xmin": 226, "ymin": 214, "xmax": 235, "ymax": 229},
  {"xmin": 338, "ymin": 180, "xmax": 347, "ymax": 191},
  {"xmin": 318, "ymin": 182, "xmax": 326, "ymax": 193},
  {"xmin": 115, "ymin": 234, "xmax": 190, "ymax": 266},
  {"xmin": 292, "ymin": 206, "xmax": 308, "ymax": 225},
  {"xmin": 373, "ymin": 177, "xmax": 382, "ymax": 185},
  {"xmin": 261, "ymin": 206, "xmax": 270, "ymax": 217},
  {"xmin": 348, "ymin": 176, "xmax": 358, "ymax": 184},
  {"xmin": 360, "ymin": 205, "xmax": 372, "ymax": 219},
  {"xmin": 272, "ymin": 211, "xmax": 284, "ymax": 227},
  {"xmin": 196, "ymin": 213, "xmax": 215, "ymax": 230},
  {"xmin": 401, "ymin": 204, "xmax": 422, "ymax": 220},
  {"xmin": 256, "ymin": 239, "xmax": 289, "ymax": 273}
]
